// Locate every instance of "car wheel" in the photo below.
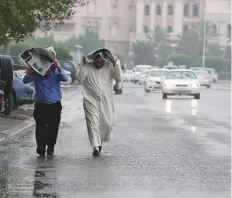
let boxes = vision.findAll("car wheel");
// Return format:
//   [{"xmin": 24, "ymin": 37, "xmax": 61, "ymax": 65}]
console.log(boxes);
[
  {"xmin": 4, "ymin": 94, "xmax": 14, "ymax": 115},
  {"xmin": 206, "ymin": 85, "xmax": 211, "ymax": 89},
  {"xmin": 194, "ymin": 93, "xmax": 200, "ymax": 99},
  {"xmin": 0, "ymin": 56, "xmax": 13, "ymax": 98},
  {"xmin": 163, "ymin": 93, "xmax": 168, "ymax": 99}
]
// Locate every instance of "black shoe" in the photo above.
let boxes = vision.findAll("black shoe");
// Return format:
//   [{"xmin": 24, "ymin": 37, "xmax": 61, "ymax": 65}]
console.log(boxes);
[
  {"xmin": 47, "ymin": 146, "xmax": 54, "ymax": 156},
  {"xmin": 92, "ymin": 149, "xmax": 100, "ymax": 157},
  {"xmin": 36, "ymin": 146, "xmax": 46, "ymax": 156},
  {"xmin": 98, "ymin": 146, "xmax": 102, "ymax": 153}
]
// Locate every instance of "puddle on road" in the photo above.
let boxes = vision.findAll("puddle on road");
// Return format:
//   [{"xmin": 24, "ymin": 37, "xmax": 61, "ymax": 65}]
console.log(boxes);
[{"xmin": 163, "ymin": 99, "xmax": 199, "ymax": 116}]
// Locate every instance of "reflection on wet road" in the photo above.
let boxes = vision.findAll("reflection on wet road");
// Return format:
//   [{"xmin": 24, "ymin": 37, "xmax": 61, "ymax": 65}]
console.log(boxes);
[{"xmin": 0, "ymin": 84, "xmax": 230, "ymax": 198}]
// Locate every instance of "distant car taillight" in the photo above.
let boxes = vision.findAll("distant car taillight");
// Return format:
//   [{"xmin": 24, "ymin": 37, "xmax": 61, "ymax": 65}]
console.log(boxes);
[
  {"xmin": 0, "ymin": 96, "xmax": 4, "ymax": 102},
  {"xmin": 204, "ymin": 76, "xmax": 210, "ymax": 80}
]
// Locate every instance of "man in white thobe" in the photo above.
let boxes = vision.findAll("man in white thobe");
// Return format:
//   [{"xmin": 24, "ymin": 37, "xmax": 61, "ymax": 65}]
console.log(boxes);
[{"xmin": 78, "ymin": 52, "xmax": 122, "ymax": 156}]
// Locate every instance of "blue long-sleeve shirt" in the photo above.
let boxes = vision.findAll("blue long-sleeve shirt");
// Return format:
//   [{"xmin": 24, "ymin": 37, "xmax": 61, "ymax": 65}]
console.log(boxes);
[{"xmin": 23, "ymin": 68, "xmax": 68, "ymax": 104}]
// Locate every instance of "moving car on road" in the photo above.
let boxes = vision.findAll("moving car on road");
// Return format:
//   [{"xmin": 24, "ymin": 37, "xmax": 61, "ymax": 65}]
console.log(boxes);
[
  {"xmin": 132, "ymin": 65, "xmax": 151, "ymax": 84},
  {"xmin": 194, "ymin": 69, "xmax": 211, "ymax": 88},
  {"xmin": 144, "ymin": 69, "xmax": 168, "ymax": 93},
  {"xmin": 162, "ymin": 69, "xmax": 200, "ymax": 99},
  {"xmin": 190, "ymin": 67, "xmax": 218, "ymax": 83},
  {"xmin": 139, "ymin": 70, "xmax": 150, "ymax": 85}
]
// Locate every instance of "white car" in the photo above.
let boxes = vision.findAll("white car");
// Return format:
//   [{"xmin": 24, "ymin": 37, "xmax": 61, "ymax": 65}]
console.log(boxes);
[
  {"xmin": 123, "ymin": 70, "xmax": 133, "ymax": 82},
  {"xmin": 144, "ymin": 69, "xmax": 169, "ymax": 92},
  {"xmin": 194, "ymin": 69, "xmax": 211, "ymax": 88},
  {"xmin": 162, "ymin": 69, "xmax": 201, "ymax": 99},
  {"xmin": 132, "ymin": 65, "xmax": 151, "ymax": 84},
  {"xmin": 139, "ymin": 70, "xmax": 150, "ymax": 85},
  {"xmin": 190, "ymin": 67, "xmax": 218, "ymax": 83},
  {"xmin": 61, "ymin": 70, "xmax": 72, "ymax": 85}
]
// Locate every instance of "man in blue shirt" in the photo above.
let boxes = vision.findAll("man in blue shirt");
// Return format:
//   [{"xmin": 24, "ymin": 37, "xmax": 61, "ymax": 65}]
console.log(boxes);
[{"xmin": 23, "ymin": 60, "xmax": 68, "ymax": 156}]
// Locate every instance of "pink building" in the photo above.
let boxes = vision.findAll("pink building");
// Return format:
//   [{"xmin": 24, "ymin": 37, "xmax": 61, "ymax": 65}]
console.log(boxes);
[{"xmin": 35, "ymin": 0, "xmax": 209, "ymax": 55}]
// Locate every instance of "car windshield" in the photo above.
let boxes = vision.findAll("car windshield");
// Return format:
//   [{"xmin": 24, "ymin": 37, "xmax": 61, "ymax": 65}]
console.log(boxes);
[
  {"xmin": 136, "ymin": 67, "xmax": 150, "ymax": 72},
  {"xmin": 194, "ymin": 70, "xmax": 209, "ymax": 75},
  {"xmin": 167, "ymin": 71, "xmax": 197, "ymax": 79},
  {"xmin": 150, "ymin": 70, "xmax": 167, "ymax": 77}
]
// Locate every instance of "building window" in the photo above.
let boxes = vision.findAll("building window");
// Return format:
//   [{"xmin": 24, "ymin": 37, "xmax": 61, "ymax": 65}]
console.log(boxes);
[
  {"xmin": 156, "ymin": 5, "xmax": 162, "ymax": 15},
  {"xmin": 193, "ymin": 4, "xmax": 199, "ymax": 17},
  {"xmin": 183, "ymin": 25, "xmax": 188, "ymax": 34},
  {"xmin": 144, "ymin": 5, "xmax": 150, "ymax": 15},
  {"xmin": 168, "ymin": 5, "xmax": 173, "ymax": 15},
  {"xmin": 226, "ymin": 24, "xmax": 231, "ymax": 38},
  {"xmin": 144, "ymin": 26, "xmax": 149, "ymax": 33},
  {"xmin": 184, "ymin": 4, "xmax": 189, "ymax": 16},
  {"xmin": 167, "ymin": 26, "xmax": 173, "ymax": 33}
]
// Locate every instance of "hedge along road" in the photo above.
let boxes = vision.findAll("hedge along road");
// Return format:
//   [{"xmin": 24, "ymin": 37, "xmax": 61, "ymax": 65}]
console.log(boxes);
[{"xmin": 0, "ymin": 84, "xmax": 79, "ymax": 142}]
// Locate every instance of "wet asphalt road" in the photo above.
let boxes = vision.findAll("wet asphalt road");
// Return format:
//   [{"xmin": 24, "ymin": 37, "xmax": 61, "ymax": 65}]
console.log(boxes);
[{"xmin": 0, "ymin": 83, "xmax": 230, "ymax": 198}]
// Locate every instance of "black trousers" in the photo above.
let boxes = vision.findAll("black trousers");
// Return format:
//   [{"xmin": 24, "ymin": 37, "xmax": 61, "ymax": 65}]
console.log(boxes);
[{"xmin": 33, "ymin": 101, "xmax": 62, "ymax": 147}]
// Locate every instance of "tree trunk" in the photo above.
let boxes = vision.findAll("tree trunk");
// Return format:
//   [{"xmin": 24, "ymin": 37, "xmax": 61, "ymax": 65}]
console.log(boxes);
[{"xmin": 3, "ymin": 40, "xmax": 10, "ymax": 55}]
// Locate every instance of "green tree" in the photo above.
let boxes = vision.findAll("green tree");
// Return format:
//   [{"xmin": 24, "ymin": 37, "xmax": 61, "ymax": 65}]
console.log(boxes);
[
  {"xmin": 54, "ymin": 47, "xmax": 73, "ymax": 60},
  {"xmin": 77, "ymin": 29, "xmax": 104, "ymax": 54},
  {"xmin": 176, "ymin": 22, "xmax": 212, "ymax": 58},
  {"xmin": 0, "ymin": 0, "xmax": 87, "ymax": 54},
  {"xmin": 207, "ymin": 43, "xmax": 222, "ymax": 57},
  {"xmin": 167, "ymin": 54, "xmax": 191, "ymax": 66},
  {"xmin": 131, "ymin": 40, "xmax": 156, "ymax": 65},
  {"xmin": 205, "ymin": 56, "xmax": 226, "ymax": 72}
]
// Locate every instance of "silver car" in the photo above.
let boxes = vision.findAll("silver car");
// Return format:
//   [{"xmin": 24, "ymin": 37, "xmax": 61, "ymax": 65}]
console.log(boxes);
[{"xmin": 194, "ymin": 69, "xmax": 211, "ymax": 88}]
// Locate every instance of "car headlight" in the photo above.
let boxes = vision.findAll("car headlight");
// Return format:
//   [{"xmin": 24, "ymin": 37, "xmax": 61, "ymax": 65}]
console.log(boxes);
[{"xmin": 163, "ymin": 83, "xmax": 172, "ymax": 88}]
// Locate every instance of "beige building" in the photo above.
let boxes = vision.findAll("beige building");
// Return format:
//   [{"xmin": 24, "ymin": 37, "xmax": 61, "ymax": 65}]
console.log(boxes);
[
  {"xmin": 34, "ymin": 0, "xmax": 230, "ymax": 57},
  {"xmin": 205, "ymin": 0, "xmax": 231, "ymax": 46}
]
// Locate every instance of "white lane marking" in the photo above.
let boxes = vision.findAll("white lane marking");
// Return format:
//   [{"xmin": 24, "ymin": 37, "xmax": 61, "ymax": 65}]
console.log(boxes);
[{"xmin": 10, "ymin": 120, "xmax": 34, "ymax": 137}]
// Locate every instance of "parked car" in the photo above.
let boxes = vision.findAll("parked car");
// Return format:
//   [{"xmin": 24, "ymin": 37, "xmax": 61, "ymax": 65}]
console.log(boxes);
[
  {"xmin": 12, "ymin": 72, "xmax": 35, "ymax": 108},
  {"xmin": 113, "ymin": 79, "xmax": 123, "ymax": 94},
  {"xmin": 59, "ymin": 60, "xmax": 77, "ymax": 83},
  {"xmin": 162, "ymin": 69, "xmax": 200, "ymax": 99},
  {"xmin": 0, "ymin": 56, "xmax": 14, "ymax": 115},
  {"xmin": 144, "ymin": 69, "xmax": 169, "ymax": 93},
  {"xmin": 194, "ymin": 69, "xmax": 211, "ymax": 88},
  {"xmin": 0, "ymin": 81, "xmax": 6, "ymax": 113}
]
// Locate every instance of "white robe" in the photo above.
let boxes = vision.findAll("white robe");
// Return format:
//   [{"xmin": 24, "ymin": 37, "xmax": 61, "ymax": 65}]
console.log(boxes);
[{"xmin": 78, "ymin": 61, "xmax": 122, "ymax": 148}]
